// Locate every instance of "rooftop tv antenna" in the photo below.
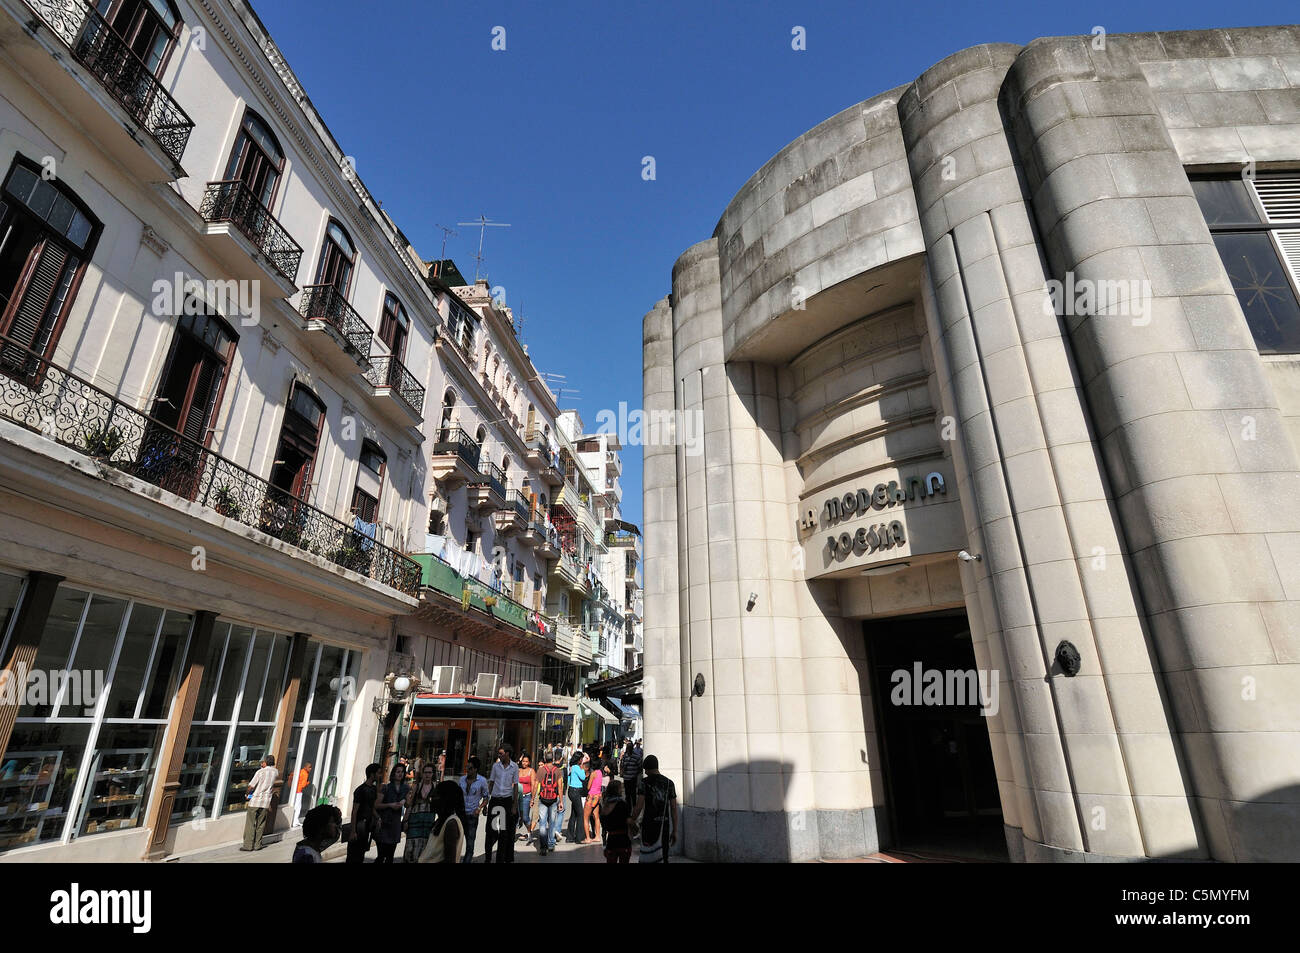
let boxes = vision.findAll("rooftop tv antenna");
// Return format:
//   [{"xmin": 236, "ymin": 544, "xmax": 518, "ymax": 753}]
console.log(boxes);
[
  {"xmin": 457, "ymin": 215, "xmax": 511, "ymax": 281},
  {"xmin": 432, "ymin": 224, "xmax": 457, "ymax": 277}
]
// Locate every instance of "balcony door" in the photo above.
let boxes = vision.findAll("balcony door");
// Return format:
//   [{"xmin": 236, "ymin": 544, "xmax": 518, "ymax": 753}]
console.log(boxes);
[
  {"xmin": 379, "ymin": 293, "xmax": 408, "ymax": 362},
  {"xmin": 315, "ymin": 220, "xmax": 355, "ymax": 295},
  {"xmin": 0, "ymin": 160, "xmax": 100, "ymax": 381},
  {"xmin": 94, "ymin": 0, "xmax": 181, "ymax": 76},
  {"xmin": 137, "ymin": 304, "xmax": 236, "ymax": 499},
  {"xmin": 270, "ymin": 384, "xmax": 326, "ymax": 501},
  {"xmin": 223, "ymin": 110, "xmax": 284, "ymax": 208}
]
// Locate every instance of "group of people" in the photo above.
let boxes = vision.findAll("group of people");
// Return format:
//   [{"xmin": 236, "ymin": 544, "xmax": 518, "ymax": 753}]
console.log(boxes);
[{"xmin": 290, "ymin": 737, "xmax": 679, "ymax": 863}]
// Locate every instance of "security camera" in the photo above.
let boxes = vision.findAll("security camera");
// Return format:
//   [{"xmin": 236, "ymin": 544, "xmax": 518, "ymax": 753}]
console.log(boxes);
[{"xmin": 957, "ymin": 550, "xmax": 982, "ymax": 562}]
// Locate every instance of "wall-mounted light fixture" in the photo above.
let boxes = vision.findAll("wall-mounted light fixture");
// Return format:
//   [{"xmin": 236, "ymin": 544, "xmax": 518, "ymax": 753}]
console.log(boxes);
[
  {"xmin": 957, "ymin": 550, "xmax": 982, "ymax": 563},
  {"xmin": 746, "ymin": 592, "xmax": 758, "ymax": 612},
  {"xmin": 693, "ymin": 673, "xmax": 706, "ymax": 697}
]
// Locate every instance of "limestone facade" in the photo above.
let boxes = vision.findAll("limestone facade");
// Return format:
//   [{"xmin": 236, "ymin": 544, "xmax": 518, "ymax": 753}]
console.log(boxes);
[{"xmin": 643, "ymin": 27, "xmax": 1300, "ymax": 862}]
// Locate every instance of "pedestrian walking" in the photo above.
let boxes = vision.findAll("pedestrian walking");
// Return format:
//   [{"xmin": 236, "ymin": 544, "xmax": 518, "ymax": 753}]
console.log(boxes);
[
  {"xmin": 600, "ymin": 779, "xmax": 631, "ymax": 864},
  {"xmin": 620, "ymin": 740, "xmax": 642, "ymax": 808},
  {"xmin": 417, "ymin": 780, "xmax": 466, "ymax": 863},
  {"xmin": 516, "ymin": 754, "xmax": 537, "ymax": 844},
  {"xmin": 631, "ymin": 755, "xmax": 678, "ymax": 864},
  {"xmin": 295, "ymin": 760, "xmax": 313, "ymax": 822},
  {"xmin": 346, "ymin": 762, "xmax": 381, "ymax": 864},
  {"xmin": 292, "ymin": 804, "xmax": 341, "ymax": 863},
  {"xmin": 240, "ymin": 755, "xmax": 278, "ymax": 851},
  {"xmin": 404, "ymin": 763, "xmax": 437, "ymax": 862},
  {"xmin": 584, "ymin": 758, "xmax": 604, "ymax": 843},
  {"xmin": 484, "ymin": 745, "xmax": 519, "ymax": 863},
  {"xmin": 566, "ymin": 753, "xmax": 587, "ymax": 843},
  {"xmin": 535, "ymin": 750, "xmax": 564, "ymax": 856},
  {"xmin": 458, "ymin": 756, "xmax": 489, "ymax": 863},
  {"xmin": 374, "ymin": 764, "xmax": 409, "ymax": 863}
]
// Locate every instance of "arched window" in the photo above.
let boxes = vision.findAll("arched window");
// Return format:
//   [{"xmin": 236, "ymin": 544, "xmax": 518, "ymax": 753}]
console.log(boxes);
[
  {"xmin": 314, "ymin": 219, "xmax": 356, "ymax": 295},
  {"xmin": 476, "ymin": 426, "xmax": 488, "ymax": 456},
  {"xmin": 0, "ymin": 157, "xmax": 102, "ymax": 380},
  {"xmin": 270, "ymin": 382, "xmax": 326, "ymax": 500},
  {"xmin": 351, "ymin": 439, "xmax": 386, "ymax": 524},
  {"xmin": 223, "ymin": 109, "xmax": 284, "ymax": 207},
  {"xmin": 379, "ymin": 293, "xmax": 409, "ymax": 361},
  {"xmin": 92, "ymin": 0, "xmax": 182, "ymax": 77},
  {"xmin": 150, "ymin": 302, "xmax": 236, "ymax": 445}
]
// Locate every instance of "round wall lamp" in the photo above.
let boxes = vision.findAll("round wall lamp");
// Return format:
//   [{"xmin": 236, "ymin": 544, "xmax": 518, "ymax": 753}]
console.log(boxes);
[
  {"xmin": 392, "ymin": 675, "xmax": 413, "ymax": 695},
  {"xmin": 693, "ymin": 673, "xmax": 706, "ymax": 697},
  {"xmin": 1055, "ymin": 641, "xmax": 1082, "ymax": 677}
]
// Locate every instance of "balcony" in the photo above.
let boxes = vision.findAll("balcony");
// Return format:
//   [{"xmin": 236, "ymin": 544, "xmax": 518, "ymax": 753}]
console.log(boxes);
[
  {"xmin": 467, "ymin": 461, "xmax": 506, "ymax": 512},
  {"xmin": 298, "ymin": 284, "xmax": 373, "ymax": 372},
  {"xmin": 429, "ymin": 428, "xmax": 480, "ymax": 488},
  {"xmin": 413, "ymin": 551, "xmax": 531, "ymax": 634},
  {"xmin": 0, "ymin": 332, "xmax": 422, "ymax": 595},
  {"xmin": 550, "ymin": 618, "xmax": 592, "ymax": 666},
  {"xmin": 492, "ymin": 489, "xmax": 530, "ymax": 536},
  {"xmin": 551, "ymin": 548, "xmax": 588, "ymax": 593},
  {"xmin": 605, "ymin": 528, "xmax": 638, "ymax": 548},
  {"xmin": 363, "ymin": 354, "xmax": 424, "ymax": 429},
  {"xmin": 436, "ymin": 304, "xmax": 476, "ymax": 365},
  {"xmin": 534, "ymin": 521, "xmax": 560, "ymax": 559},
  {"xmin": 198, "ymin": 180, "xmax": 302, "ymax": 292},
  {"xmin": 14, "ymin": 0, "xmax": 195, "ymax": 176}
]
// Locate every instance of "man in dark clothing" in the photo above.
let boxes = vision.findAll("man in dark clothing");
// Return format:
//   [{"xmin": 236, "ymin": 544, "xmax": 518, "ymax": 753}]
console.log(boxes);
[
  {"xmin": 632, "ymin": 755, "xmax": 677, "ymax": 864},
  {"xmin": 619, "ymin": 740, "xmax": 643, "ymax": 808},
  {"xmin": 346, "ymin": 762, "xmax": 381, "ymax": 864}
]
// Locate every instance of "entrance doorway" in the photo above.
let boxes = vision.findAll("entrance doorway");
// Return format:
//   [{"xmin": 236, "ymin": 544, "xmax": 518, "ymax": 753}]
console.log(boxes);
[{"xmin": 866, "ymin": 611, "xmax": 1007, "ymax": 861}]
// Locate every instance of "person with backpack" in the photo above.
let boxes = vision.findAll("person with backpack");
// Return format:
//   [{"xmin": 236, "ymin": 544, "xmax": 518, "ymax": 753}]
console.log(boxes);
[
  {"xmin": 631, "ymin": 755, "xmax": 678, "ymax": 863},
  {"xmin": 534, "ymin": 750, "xmax": 565, "ymax": 855}
]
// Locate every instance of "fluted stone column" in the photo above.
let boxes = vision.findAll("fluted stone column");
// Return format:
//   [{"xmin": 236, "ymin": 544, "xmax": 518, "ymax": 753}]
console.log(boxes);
[
  {"xmin": 1005, "ymin": 35, "xmax": 1300, "ymax": 862},
  {"xmin": 901, "ymin": 43, "xmax": 1205, "ymax": 859},
  {"xmin": 641, "ymin": 297, "xmax": 684, "ymax": 799}
]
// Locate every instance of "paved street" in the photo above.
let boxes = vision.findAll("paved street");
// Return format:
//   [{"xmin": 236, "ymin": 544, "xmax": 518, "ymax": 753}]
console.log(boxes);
[{"xmin": 175, "ymin": 826, "xmax": 678, "ymax": 864}]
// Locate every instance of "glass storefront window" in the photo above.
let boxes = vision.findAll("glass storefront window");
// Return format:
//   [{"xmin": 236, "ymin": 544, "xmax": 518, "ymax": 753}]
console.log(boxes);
[
  {"xmin": 282, "ymin": 643, "xmax": 362, "ymax": 822},
  {"xmin": 175, "ymin": 624, "xmax": 293, "ymax": 824},
  {"xmin": 0, "ymin": 723, "xmax": 91, "ymax": 849},
  {"xmin": 72, "ymin": 723, "xmax": 169, "ymax": 837},
  {"xmin": 0, "ymin": 571, "xmax": 28, "ymax": 662}
]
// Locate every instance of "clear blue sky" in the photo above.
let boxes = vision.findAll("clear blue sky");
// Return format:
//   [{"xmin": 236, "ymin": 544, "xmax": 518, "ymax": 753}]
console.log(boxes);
[{"xmin": 256, "ymin": 0, "xmax": 1296, "ymax": 528}]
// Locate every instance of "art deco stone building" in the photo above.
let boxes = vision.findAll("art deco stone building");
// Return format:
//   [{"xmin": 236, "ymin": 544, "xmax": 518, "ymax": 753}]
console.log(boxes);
[{"xmin": 642, "ymin": 27, "xmax": 1300, "ymax": 862}]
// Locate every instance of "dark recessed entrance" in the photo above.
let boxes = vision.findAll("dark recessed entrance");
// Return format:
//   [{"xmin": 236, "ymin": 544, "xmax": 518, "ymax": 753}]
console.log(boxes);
[{"xmin": 866, "ymin": 611, "xmax": 1007, "ymax": 861}]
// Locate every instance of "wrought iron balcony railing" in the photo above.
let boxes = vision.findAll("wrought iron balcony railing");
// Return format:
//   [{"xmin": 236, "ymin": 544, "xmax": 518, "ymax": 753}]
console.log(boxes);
[
  {"xmin": 0, "ymin": 332, "xmax": 422, "ymax": 595},
  {"xmin": 24, "ymin": 0, "xmax": 195, "ymax": 166},
  {"xmin": 199, "ymin": 180, "xmax": 303, "ymax": 283},
  {"xmin": 432, "ymin": 427, "xmax": 481, "ymax": 468},
  {"xmin": 298, "ymin": 284, "xmax": 373, "ymax": 360},
  {"xmin": 364, "ymin": 354, "xmax": 425, "ymax": 419},
  {"xmin": 471, "ymin": 461, "xmax": 506, "ymax": 499},
  {"xmin": 504, "ymin": 490, "xmax": 530, "ymax": 520}
]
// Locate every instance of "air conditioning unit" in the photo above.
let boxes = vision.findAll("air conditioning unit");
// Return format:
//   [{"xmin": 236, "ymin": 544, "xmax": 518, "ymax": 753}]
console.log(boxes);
[
  {"xmin": 431, "ymin": 666, "xmax": 463, "ymax": 694},
  {"xmin": 520, "ymin": 680, "xmax": 541, "ymax": 703},
  {"xmin": 538, "ymin": 685, "xmax": 553, "ymax": 705},
  {"xmin": 473, "ymin": 673, "xmax": 501, "ymax": 698}
]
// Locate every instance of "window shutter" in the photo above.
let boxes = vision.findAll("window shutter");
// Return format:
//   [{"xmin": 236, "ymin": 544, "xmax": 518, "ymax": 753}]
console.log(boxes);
[
  {"xmin": 182, "ymin": 358, "xmax": 219, "ymax": 442},
  {"xmin": 6, "ymin": 242, "xmax": 68, "ymax": 351},
  {"xmin": 1252, "ymin": 173, "xmax": 1300, "ymax": 223},
  {"xmin": 1250, "ymin": 173, "xmax": 1300, "ymax": 291}
]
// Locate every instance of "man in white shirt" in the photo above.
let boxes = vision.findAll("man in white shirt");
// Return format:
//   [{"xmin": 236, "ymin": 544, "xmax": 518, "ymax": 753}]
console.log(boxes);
[
  {"xmin": 484, "ymin": 745, "xmax": 520, "ymax": 863},
  {"xmin": 458, "ymin": 757, "xmax": 489, "ymax": 863},
  {"xmin": 240, "ymin": 755, "xmax": 279, "ymax": 851}
]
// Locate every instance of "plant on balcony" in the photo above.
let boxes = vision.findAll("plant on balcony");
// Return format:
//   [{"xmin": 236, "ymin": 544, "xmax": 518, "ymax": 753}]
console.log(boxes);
[
  {"xmin": 212, "ymin": 483, "xmax": 242, "ymax": 520},
  {"xmin": 82, "ymin": 424, "xmax": 124, "ymax": 458}
]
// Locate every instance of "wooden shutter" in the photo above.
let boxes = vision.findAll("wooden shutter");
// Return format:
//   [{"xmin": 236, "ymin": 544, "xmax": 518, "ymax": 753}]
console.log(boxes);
[
  {"xmin": 181, "ymin": 358, "xmax": 219, "ymax": 443},
  {"xmin": 4, "ymin": 241, "xmax": 69, "ymax": 352}
]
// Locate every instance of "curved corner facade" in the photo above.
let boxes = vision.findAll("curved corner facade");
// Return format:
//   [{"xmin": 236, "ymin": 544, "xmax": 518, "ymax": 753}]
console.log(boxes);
[{"xmin": 643, "ymin": 27, "xmax": 1300, "ymax": 862}]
